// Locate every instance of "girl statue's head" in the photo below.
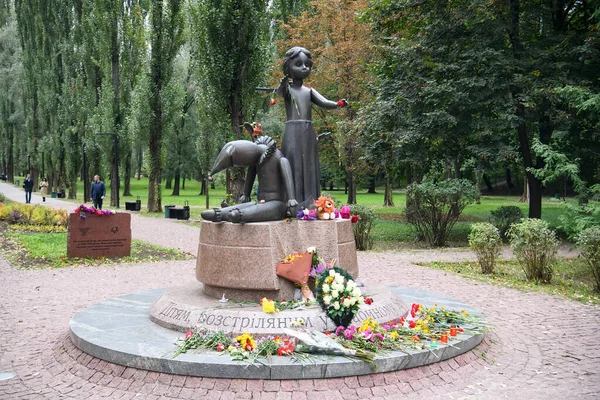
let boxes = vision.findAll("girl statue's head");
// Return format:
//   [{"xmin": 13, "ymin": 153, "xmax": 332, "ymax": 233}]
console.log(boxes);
[{"xmin": 282, "ymin": 46, "xmax": 313, "ymax": 78}]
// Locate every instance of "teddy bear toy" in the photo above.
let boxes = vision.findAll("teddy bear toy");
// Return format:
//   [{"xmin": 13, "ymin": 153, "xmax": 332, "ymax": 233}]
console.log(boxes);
[{"xmin": 315, "ymin": 196, "xmax": 336, "ymax": 220}]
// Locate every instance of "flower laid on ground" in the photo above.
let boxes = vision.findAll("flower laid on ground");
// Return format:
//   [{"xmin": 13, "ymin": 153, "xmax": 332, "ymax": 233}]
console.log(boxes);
[
  {"xmin": 297, "ymin": 208, "xmax": 317, "ymax": 220},
  {"xmin": 174, "ymin": 329, "xmax": 296, "ymax": 362},
  {"xmin": 315, "ymin": 266, "xmax": 364, "ymax": 327},
  {"xmin": 260, "ymin": 297, "xmax": 310, "ymax": 313},
  {"xmin": 174, "ymin": 303, "xmax": 485, "ymax": 363},
  {"xmin": 260, "ymin": 297, "xmax": 278, "ymax": 313},
  {"xmin": 75, "ymin": 204, "xmax": 113, "ymax": 218}
]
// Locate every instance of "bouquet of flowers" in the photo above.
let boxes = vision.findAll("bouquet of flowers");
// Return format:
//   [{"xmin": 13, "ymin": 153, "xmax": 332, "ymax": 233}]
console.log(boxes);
[
  {"xmin": 75, "ymin": 204, "xmax": 113, "ymax": 218},
  {"xmin": 276, "ymin": 250, "xmax": 314, "ymax": 299},
  {"xmin": 315, "ymin": 266, "xmax": 364, "ymax": 327}
]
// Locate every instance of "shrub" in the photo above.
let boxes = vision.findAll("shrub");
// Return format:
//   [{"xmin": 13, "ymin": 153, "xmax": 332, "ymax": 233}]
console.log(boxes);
[
  {"xmin": 508, "ymin": 218, "xmax": 558, "ymax": 283},
  {"xmin": 31, "ymin": 206, "xmax": 54, "ymax": 226},
  {"xmin": 556, "ymin": 201, "xmax": 600, "ymax": 241},
  {"xmin": 404, "ymin": 179, "xmax": 479, "ymax": 247},
  {"xmin": 468, "ymin": 223, "xmax": 502, "ymax": 274},
  {"xmin": 0, "ymin": 192, "xmax": 5, "ymax": 202},
  {"xmin": 350, "ymin": 204, "xmax": 376, "ymax": 251},
  {"xmin": 52, "ymin": 208, "xmax": 69, "ymax": 227},
  {"xmin": 489, "ymin": 206, "xmax": 523, "ymax": 242},
  {"xmin": 576, "ymin": 226, "xmax": 600, "ymax": 293}
]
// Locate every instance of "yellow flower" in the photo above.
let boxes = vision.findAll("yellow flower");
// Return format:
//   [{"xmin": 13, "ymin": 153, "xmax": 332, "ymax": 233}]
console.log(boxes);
[
  {"xmin": 390, "ymin": 331, "xmax": 399, "ymax": 340},
  {"xmin": 461, "ymin": 310, "xmax": 469, "ymax": 316},
  {"xmin": 235, "ymin": 333, "xmax": 256, "ymax": 350},
  {"xmin": 262, "ymin": 298, "xmax": 276, "ymax": 313},
  {"xmin": 358, "ymin": 317, "xmax": 378, "ymax": 332}
]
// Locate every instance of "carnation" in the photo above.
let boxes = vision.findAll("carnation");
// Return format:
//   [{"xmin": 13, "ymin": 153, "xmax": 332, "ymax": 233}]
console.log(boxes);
[
  {"xmin": 331, "ymin": 290, "xmax": 339, "ymax": 299},
  {"xmin": 322, "ymin": 283, "xmax": 330, "ymax": 293}
]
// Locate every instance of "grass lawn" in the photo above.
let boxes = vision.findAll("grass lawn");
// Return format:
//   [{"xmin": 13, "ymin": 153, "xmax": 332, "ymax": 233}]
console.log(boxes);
[
  {"xmin": 422, "ymin": 258, "xmax": 600, "ymax": 305},
  {"xmin": 0, "ymin": 229, "xmax": 194, "ymax": 269}
]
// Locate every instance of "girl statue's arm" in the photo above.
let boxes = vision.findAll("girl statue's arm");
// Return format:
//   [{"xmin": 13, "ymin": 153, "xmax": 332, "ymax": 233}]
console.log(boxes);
[{"xmin": 311, "ymin": 88, "xmax": 346, "ymax": 109}]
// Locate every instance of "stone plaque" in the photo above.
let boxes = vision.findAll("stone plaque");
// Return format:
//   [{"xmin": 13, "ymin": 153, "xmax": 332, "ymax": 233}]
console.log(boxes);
[{"xmin": 67, "ymin": 213, "xmax": 132, "ymax": 258}]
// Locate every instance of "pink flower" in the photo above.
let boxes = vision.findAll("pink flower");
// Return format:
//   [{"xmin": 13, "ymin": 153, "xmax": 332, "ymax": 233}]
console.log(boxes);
[{"xmin": 184, "ymin": 331, "xmax": 193, "ymax": 340}]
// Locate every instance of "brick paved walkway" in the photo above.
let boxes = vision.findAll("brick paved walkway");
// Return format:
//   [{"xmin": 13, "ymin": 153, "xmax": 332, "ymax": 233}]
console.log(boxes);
[{"xmin": 0, "ymin": 182, "xmax": 598, "ymax": 399}]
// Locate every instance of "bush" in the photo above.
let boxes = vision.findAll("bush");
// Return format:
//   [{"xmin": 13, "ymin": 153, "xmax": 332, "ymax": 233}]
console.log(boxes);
[
  {"xmin": 0, "ymin": 204, "xmax": 68, "ymax": 227},
  {"xmin": 404, "ymin": 179, "xmax": 479, "ymax": 247},
  {"xmin": 556, "ymin": 202, "xmax": 600, "ymax": 241},
  {"xmin": 0, "ymin": 192, "xmax": 5, "ymax": 202},
  {"xmin": 468, "ymin": 223, "xmax": 502, "ymax": 274},
  {"xmin": 489, "ymin": 206, "xmax": 523, "ymax": 242},
  {"xmin": 576, "ymin": 226, "xmax": 600, "ymax": 293},
  {"xmin": 508, "ymin": 218, "xmax": 558, "ymax": 283},
  {"xmin": 350, "ymin": 204, "xmax": 376, "ymax": 251}
]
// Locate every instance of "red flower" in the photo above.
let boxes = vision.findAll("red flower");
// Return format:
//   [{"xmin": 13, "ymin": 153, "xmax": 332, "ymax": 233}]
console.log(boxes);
[
  {"xmin": 351, "ymin": 215, "xmax": 359, "ymax": 223},
  {"xmin": 244, "ymin": 342, "xmax": 254, "ymax": 351},
  {"xmin": 458, "ymin": 327, "xmax": 464, "ymax": 333},
  {"xmin": 337, "ymin": 100, "xmax": 347, "ymax": 107},
  {"xmin": 410, "ymin": 303, "xmax": 419, "ymax": 318},
  {"xmin": 184, "ymin": 331, "xmax": 193, "ymax": 340},
  {"xmin": 277, "ymin": 344, "xmax": 294, "ymax": 356},
  {"xmin": 270, "ymin": 99, "xmax": 277, "ymax": 105},
  {"xmin": 216, "ymin": 343, "xmax": 225, "ymax": 352},
  {"xmin": 409, "ymin": 320, "xmax": 416, "ymax": 329},
  {"xmin": 398, "ymin": 317, "xmax": 405, "ymax": 325},
  {"xmin": 324, "ymin": 331, "xmax": 331, "ymax": 336},
  {"xmin": 364, "ymin": 297, "xmax": 374, "ymax": 305}
]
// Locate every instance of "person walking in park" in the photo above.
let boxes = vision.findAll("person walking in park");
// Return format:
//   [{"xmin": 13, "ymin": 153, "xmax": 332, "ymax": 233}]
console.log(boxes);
[
  {"xmin": 90, "ymin": 175, "xmax": 106, "ymax": 210},
  {"xmin": 23, "ymin": 173, "xmax": 33, "ymax": 203},
  {"xmin": 39, "ymin": 178, "xmax": 48, "ymax": 202}
]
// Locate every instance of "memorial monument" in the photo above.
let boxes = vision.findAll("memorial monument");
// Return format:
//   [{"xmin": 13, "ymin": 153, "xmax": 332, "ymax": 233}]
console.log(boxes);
[{"xmin": 69, "ymin": 47, "xmax": 485, "ymax": 380}]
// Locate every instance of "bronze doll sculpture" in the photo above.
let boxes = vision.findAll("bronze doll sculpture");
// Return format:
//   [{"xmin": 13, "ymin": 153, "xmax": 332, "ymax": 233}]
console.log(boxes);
[
  {"xmin": 278, "ymin": 46, "xmax": 347, "ymax": 208},
  {"xmin": 201, "ymin": 136, "xmax": 298, "ymax": 223}
]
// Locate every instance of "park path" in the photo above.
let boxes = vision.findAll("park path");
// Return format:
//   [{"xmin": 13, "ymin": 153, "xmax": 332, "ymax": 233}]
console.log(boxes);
[{"xmin": 0, "ymin": 181, "xmax": 598, "ymax": 399}]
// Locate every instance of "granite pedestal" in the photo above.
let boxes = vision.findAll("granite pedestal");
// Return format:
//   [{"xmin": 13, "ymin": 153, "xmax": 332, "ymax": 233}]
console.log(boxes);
[{"xmin": 196, "ymin": 219, "xmax": 358, "ymax": 301}]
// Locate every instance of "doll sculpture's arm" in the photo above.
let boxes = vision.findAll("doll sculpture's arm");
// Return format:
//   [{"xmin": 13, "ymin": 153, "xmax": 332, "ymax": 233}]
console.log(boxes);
[
  {"xmin": 311, "ymin": 88, "xmax": 347, "ymax": 109},
  {"xmin": 279, "ymin": 157, "xmax": 298, "ymax": 212}
]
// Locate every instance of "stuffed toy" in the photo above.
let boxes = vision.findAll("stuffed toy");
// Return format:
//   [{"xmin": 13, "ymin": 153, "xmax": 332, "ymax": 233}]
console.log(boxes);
[{"xmin": 315, "ymin": 196, "xmax": 336, "ymax": 220}]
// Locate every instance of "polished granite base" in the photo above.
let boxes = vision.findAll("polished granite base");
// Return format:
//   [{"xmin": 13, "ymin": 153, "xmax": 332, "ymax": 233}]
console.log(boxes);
[{"xmin": 69, "ymin": 287, "xmax": 485, "ymax": 379}]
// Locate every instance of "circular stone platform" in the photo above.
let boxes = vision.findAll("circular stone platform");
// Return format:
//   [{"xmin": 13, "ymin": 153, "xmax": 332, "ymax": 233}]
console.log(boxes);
[
  {"xmin": 149, "ymin": 281, "xmax": 409, "ymax": 335},
  {"xmin": 69, "ymin": 287, "xmax": 485, "ymax": 380}
]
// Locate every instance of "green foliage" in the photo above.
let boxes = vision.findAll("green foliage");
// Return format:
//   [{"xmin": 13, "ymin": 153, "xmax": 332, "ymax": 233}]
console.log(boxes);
[
  {"xmin": 576, "ymin": 227, "xmax": 600, "ymax": 293},
  {"xmin": 405, "ymin": 179, "xmax": 479, "ymax": 247},
  {"xmin": 508, "ymin": 219, "xmax": 558, "ymax": 284},
  {"xmin": 0, "ymin": 192, "xmax": 5, "ymax": 203},
  {"xmin": 556, "ymin": 186, "xmax": 600, "ymax": 240},
  {"xmin": 468, "ymin": 223, "xmax": 502, "ymax": 274},
  {"xmin": 350, "ymin": 204, "xmax": 376, "ymax": 251},
  {"xmin": 489, "ymin": 206, "xmax": 523, "ymax": 242}
]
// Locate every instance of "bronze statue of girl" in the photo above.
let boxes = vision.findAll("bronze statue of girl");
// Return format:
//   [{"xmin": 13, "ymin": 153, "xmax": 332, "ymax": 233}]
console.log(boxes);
[{"xmin": 277, "ymin": 46, "xmax": 346, "ymax": 208}]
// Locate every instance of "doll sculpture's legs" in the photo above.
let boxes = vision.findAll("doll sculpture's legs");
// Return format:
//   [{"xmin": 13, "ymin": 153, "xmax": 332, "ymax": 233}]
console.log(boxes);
[{"xmin": 201, "ymin": 201, "xmax": 287, "ymax": 223}]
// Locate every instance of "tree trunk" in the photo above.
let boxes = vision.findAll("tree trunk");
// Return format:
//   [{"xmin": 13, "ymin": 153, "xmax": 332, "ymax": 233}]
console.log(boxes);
[
  {"xmin": 147, "ymin": 0, "xmax": 164, "ymax": 213},
  {"xmin": 165, "ymin": 178, "xmax": 172, "ymax": 189},
  {"xmin": 346, "ymin": 171, "xmax": 356, "ymax": 204},
  {"xmin": 200, "ymin": 178, "xmax": 206, "ymax": 195},
  {"xmin": 182, "ymin": 177, "xmax": 185, "ymax": 190},
  {"xmin": 518, "ymin": 177, "xmax": 529, "ymax": 203},
  {"xmin": 453, "ymin": 159, "xmax": 461, "ymax": 179},
  {"xmin": 136, "ymin": 142, "xmax": 142, "ymax": 180},
  {"xmin": 506, "ymin": 167, "xmax": 513, "ymax": 194},
  {"xmin": 172, "ymin": 174, "xmax": 180, "ymax": 195},
  {"xmin": 123, "ymin": 149, "xmax": 132, "ymax": 196},
  {"xmin": 483, "ymin": 174, "xmax": 494, "ymax": 193},
  {"xmin": 384, "ymin": 174, "xmax": 394, "ymax": 206},
  {"xmin": 367, "ymin": 175, "xmax": 376, "ymax": 194}
]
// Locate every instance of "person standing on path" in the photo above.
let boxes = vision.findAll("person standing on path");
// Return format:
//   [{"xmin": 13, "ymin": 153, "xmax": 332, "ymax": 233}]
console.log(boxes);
[
  {"xmin": 90, "ymin": 175, "xmax": 106, "ymax": 210},
  {"xmin": 39, "ymin": 178, "xmax": 48, "ymax": 202},
  {"xmin": 23, "ymin": 173, "xmax": 33, "ymax": 204}
]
